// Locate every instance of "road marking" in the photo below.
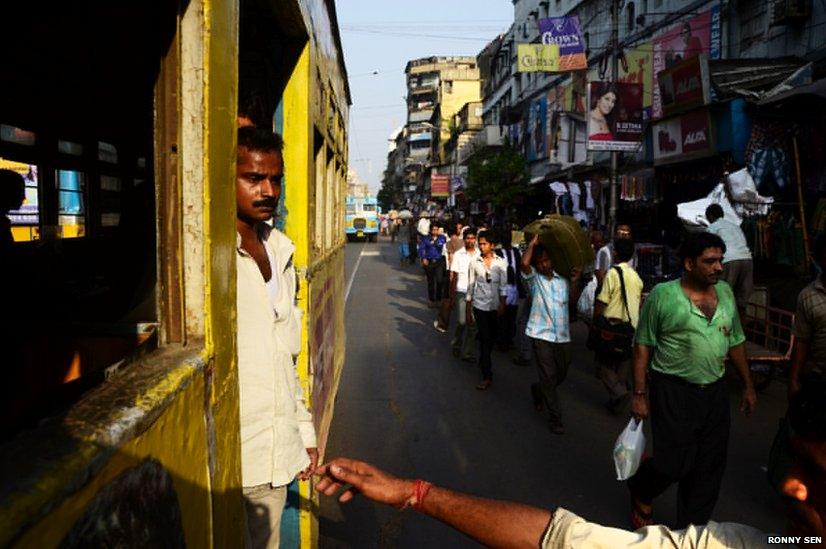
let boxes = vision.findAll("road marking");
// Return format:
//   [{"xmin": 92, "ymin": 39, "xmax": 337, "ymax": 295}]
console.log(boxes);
[
  {"xmin": 361, "ymin": 250, "xmax": 380, "ymax": 256},
  {"xmin": 345, "ymin": 246, "xmax": 365, "ymax": 302}
]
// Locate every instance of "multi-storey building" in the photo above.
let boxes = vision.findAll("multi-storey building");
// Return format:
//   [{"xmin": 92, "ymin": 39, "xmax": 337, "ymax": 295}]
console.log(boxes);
[{"xmin": 403, "ymin": 56, "xmax": 482, "ymax": 207}]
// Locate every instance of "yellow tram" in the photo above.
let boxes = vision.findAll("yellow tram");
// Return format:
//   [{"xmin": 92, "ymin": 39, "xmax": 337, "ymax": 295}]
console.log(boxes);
[{"xmin": 0, "ymin": 1, "xmax": 348, "ymax": 547}]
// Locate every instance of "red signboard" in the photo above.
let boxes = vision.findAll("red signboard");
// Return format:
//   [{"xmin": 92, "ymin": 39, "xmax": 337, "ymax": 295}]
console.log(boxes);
[
  {"xmin": 653, "ymin": 109, "xmax": 713, "ymax": 165},
  {"xmin": 431, "ymin": 174, "xmax": 450, "ymax": 198},
  {"xmin": 658, "ymin": 55, "xmax": 710, "ymax": 117},
  {"xmin": 680, "ymin": 109, "xmax": 711, "ymax": 154}
]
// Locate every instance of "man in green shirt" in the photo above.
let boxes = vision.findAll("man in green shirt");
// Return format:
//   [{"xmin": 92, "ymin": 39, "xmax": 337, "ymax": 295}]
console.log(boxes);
[{"xmin": 628, "ymin": 232, "xmax": 757, "ymax": 530}]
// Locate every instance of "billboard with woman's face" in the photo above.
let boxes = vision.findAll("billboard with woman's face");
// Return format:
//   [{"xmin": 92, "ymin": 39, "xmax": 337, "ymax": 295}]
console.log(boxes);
[{"xmin": 587, "ymin": 81, "xmax": 644, "ymax": 152}]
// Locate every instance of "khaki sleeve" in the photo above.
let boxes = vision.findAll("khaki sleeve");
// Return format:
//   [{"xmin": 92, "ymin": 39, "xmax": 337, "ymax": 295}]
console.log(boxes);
[{"xmin": 793, "ymin": 292, "xmax": 811, "ymax": 340}]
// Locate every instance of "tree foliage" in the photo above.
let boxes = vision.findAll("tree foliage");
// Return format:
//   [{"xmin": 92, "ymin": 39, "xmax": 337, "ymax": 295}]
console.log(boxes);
[{"xmin": 466, "ymin": 144, "xmax": 529, "ymax": 209}]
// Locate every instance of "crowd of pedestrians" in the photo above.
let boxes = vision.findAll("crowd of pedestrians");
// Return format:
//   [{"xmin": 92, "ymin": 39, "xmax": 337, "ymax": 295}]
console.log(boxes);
[{"xmin": 389, "ymin": 208, "xmax": 826, "ymax": 541}]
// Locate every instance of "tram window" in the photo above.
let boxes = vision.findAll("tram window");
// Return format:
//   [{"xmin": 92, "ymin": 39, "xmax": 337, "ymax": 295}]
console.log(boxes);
[
  {"xmin": 362, "ymin": 204, "xmax": 376, "ymax": 212},
  {"xmin": 345, "ymin": 203, "xmax": 356, "ymax": 215},
  {"xmin": 0, "ymin": 124, "xmax": 36, "ymax": 146},
  {"xmin": 99, "ymin": 175, "xmax": 122, "ymax": 228},
  {"xmin": 2, "ymin": 160, "xmax": 40, "ymax": 242},
  {"xmin": 98, "ymin": 142, "xmax": 118, "ymax": 164},
  {"xmin": 56, "ymin": 170, "xmax": 86, "ymax": 239},
  {"xmin": 58, "ymin": 140, "xmax": 83, "ymax": 156}
]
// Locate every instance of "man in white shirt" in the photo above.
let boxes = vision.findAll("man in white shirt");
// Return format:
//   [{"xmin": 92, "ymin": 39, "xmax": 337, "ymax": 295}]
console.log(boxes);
[
  {"xmin": 449, "ymin": 227, "xmax": 478, "ymax": 361},
  {"xmin": 595, "ymin": 224, "xmax": 637, "ymax": 285},
  {"xmin": 705, "ymin": 204, "xmax": 753, "ymax": 318},
  {"xmin": 235, "ymin": 127, "xmax": 317, "ymax": 548},
  {"xmin": 466, "ymin": 230, "xmax": 508, "ymax": 390}
]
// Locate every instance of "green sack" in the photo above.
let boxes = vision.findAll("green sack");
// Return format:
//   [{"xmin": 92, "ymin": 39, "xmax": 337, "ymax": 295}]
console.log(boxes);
[{"xmin": 522, "ymin": 215, "xmax": 595, "ymax": 277}]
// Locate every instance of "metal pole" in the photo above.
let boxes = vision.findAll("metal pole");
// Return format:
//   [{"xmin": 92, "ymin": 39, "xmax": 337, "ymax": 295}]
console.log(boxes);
[
  {"xmin": 793, "ymin": 135, "xmax": 811, "ymax": 270},
  {"xmin": 608, "ymin": 0, "xmax": 619, "ymax": 237}
]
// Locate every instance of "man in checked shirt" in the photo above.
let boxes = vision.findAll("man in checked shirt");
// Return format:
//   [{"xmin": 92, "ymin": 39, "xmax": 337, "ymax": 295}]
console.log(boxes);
[{"xmin": 520, "ymin": 234, "xmax": 582, "ymax": 434}]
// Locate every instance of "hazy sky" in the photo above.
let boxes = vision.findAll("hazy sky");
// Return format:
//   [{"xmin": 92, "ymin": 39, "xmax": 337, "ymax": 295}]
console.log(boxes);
[{"xmin": 337, "ymin": 1, "xmax": 513, "ymax": 193}]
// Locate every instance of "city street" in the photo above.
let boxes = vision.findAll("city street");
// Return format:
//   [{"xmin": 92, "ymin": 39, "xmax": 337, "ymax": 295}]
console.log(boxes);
[{"xmin": 319, "ymin": 237, "xmax": 788, "ymax": 548}]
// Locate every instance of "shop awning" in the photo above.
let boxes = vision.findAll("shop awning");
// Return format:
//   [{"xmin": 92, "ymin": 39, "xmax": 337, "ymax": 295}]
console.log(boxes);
[
  {"xmin": 710, "ymin": 58, "xmax": 811, "ymax": 101},
  {"xmin": 758, "ymin": 76, "xmax": 826, "ymax": 106}
]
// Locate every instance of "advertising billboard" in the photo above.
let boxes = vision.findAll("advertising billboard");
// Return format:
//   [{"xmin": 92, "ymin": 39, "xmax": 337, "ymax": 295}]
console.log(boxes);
[
  {"xmin": 587, "ymin": 81, "xmax": 644, "ymax": 152},
  {"xmin": 618, "ymin": 46, "xmax": 653, "ymax": 109},
  {"xmin": 527, "ymin": 97, "xmax": 548, "ymax": 161},
  {"xmin": 652, "ymin": 5, "xmax": 721, "ymax": 118},
  {"xmin": 517, "ymin": 44, "xmax": 560, "ymax": 72},
  {"xmin": 538, "ymin": 16, "xmax": 588, "ymax": 71},
  {"xmin": 658, "ymin": 54, "xmax": 711, "ymax": 117},
  {"xmin": 653, "ymin": 109, "xmax": 714, "ymax": 164},
  {"xmin": 431, "ymin": 174, "xmax": 450, "ymax": 197}
]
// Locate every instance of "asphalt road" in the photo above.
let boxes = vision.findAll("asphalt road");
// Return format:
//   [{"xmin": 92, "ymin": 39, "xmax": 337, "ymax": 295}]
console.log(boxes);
[{"xmin": 320, "ymin": 236, "xmax": 787, "ymax": 548}]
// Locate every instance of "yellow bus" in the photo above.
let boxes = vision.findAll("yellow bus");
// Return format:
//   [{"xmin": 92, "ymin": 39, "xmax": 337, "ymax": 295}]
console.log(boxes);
[{"xmin": 0, "ymin": 1, "xmax": 348, "ymax": 547}]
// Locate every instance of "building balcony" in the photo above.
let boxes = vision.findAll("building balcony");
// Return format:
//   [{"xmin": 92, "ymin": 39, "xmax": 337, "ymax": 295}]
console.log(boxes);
[
  {"xmin": 457, "ymin": 125, "xmax": 506, "ymax": 165},
  {"xmin": 408, "ymin": 109, "xmax": 434, "ymax": 124}
]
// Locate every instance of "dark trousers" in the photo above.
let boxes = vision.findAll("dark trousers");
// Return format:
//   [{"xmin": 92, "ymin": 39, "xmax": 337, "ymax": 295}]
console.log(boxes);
[
  {"xmin": 628, "ymin": 371, "xmax": 730, "ymax": 528},
  {"xmin": 531, "ymin": 339, "xmax": 570, "ymax": 423},
  {"xmin": 423, "ymin": 257, "xmax": 447, "ymax": 302},
  {"xmin": 474, "ymin": 308, "xmax": 498, "ymax": 381},
  {"xmin": 497, "ymin": 304, "xmax": 519, "ymax": 350}
]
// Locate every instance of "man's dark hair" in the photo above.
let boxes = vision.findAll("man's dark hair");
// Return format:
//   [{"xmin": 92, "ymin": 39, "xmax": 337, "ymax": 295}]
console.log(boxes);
[
  {"xmin": 705, "ymin": 203, "xmax": 724, "ymax": 222},
  {"xmin": 478, "ymin": 229, "xmax": 497, "ymax": 244},
  {"xmin": 531, "ymin": 243, "xmax": 550, "ymax": 266},
  {"xmin": 430, "ymin": 220, "xmax": 441, "ymax": 230},
  {"xmin": 0, "ymin": 169, "xmax": 25, "ymax": 212},
  {"xmin": 445, "ymin": 222, "xmax": 457, "ymax": 236},
  {"xmin": 614, "ymin": 238, "xmax": 635, "ymax": 263},
  {"xmin": 238, "ymin": 91, "xmax": 270, "ymax": 128},
  {"xmin": 238, "ymin": 127, "xmax": 283, "ymax": 154},
  {"xmin": 680, "ymin": 231, "xmax": 726, "ymax": 262},
  {"xmin": 463, "ymin": 227, "xmax": 477, "ymax": 238}
]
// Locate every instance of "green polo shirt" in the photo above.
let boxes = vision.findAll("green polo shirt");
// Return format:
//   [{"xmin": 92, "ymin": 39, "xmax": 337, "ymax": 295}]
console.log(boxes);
[{"xmin": 635, "ymin": 279, "xmax": 745, "ymax": 384}]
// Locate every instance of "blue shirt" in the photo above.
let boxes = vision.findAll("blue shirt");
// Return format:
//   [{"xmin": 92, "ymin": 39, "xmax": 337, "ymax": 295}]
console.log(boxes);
[
  {"xmin": 522, "ymin": 267, "xmax": 571, "ymax": 343},
  {"xmin": 418, "ymin": 234, "xmax": 447, "ymax": 262}
]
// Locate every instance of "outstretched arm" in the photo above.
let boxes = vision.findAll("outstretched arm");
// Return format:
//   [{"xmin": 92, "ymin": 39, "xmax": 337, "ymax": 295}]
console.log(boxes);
[{"xmin": 315, "ymin": 458, "xmax": 552, "ymax": 549}]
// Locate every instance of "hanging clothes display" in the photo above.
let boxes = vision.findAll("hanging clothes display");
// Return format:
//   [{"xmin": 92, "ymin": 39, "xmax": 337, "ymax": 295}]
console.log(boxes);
[{"xmin": 750, "ymin": 147, "xmax": 790, "ymax": 193}]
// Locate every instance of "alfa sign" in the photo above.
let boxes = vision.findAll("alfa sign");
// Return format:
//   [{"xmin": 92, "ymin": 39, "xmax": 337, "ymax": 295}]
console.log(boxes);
[
  {"xmin": 657, "ymin": 55, "xmax": 711, "ymax": 117},
  {"xmin": 653, "ymin": 109, "xmax": 713, "ymax": 165}
]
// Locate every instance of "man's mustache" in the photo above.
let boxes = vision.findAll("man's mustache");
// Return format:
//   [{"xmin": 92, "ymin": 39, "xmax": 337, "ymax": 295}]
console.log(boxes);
[{"xmin": 253, "ymin": 198, "xmax": 278, "ymax": 208}]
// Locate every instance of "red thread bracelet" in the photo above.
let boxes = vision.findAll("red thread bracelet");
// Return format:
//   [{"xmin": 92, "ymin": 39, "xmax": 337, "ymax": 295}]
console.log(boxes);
[{"xmin": 412, "ymin": 480, "xmax": 433, "ymax": 512}]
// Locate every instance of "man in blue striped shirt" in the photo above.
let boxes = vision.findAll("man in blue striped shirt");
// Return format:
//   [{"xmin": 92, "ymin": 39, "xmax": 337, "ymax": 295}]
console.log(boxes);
[{"xmin": 521, "ymin": 234, "xmax": 582, "ymax": 434}]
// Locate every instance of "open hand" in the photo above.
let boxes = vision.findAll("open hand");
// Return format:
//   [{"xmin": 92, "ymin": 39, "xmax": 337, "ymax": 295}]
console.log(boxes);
[{"xmin": 314, "ymin": 458, "xmax": 414, "ymax": 508}]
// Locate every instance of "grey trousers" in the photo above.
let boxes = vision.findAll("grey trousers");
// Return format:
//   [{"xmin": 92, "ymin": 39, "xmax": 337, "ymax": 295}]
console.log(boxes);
[
  {"xmin": 244, "ymin": 484, "xmax": 287, "ymax": 549},
  {"xmin": 531, "ymin": 338, "xmax": 570, "ymax": 423},
  {"xmin": 597, "ymin": 356, "xmax": 631, "ymax": 401},
  {"xmin": 451, "ymin": 292, "xmax": 477, "ymax": 359}
]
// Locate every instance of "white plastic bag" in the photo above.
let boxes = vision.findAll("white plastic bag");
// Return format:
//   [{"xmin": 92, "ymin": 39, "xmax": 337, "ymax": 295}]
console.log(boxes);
[
  {"xmin": 613, "ymin": 418, "xmax": 646, "ymax": 481},
  {"xmin": 577, "ymin": 277, "xmax": 597, "ymax": 321}
]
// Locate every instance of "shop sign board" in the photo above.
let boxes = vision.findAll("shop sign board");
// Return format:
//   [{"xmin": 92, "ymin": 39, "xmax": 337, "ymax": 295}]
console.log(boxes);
[
  {"xmin": 653, "ymin": 109, "xmax": 714, "ymax": 165},
  {"xmin": 658, "ymin": 55, "xmax": 711, "ymax": 117},
  {"xmin": 517, "ymin": 44, "xmax": 560, "ymax": 72},
  {"xmin": 652, "ymin": 5, "xmax": 721, "ymax": 119},
  {"xmin": 538, "ymin": 16, "xmax": 588, "ymax": 71},
  {"xmin": 430, "ymin": 174, "xmax": 450, "ymax": 197},
  {"xmin": 587, "ymin": 81, "xmax": 644, "ymax": 152}
]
